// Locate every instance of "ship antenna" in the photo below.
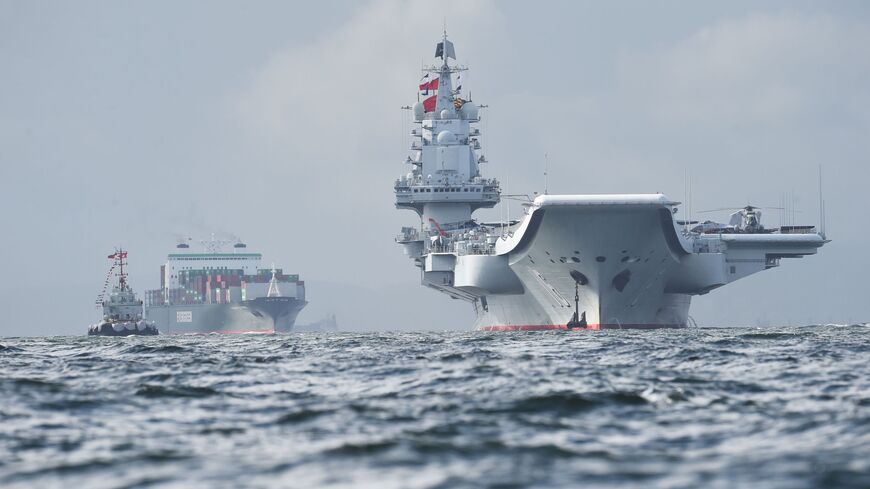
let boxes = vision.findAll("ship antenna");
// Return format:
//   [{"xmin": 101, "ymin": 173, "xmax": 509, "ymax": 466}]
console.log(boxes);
[
  {"xmin": 441, "ymin": 24, "xmax": 450, "ymax": 69},
  {"xmin": 506, "ymin": 172, "xmax": 511, "ymax": 235},
  {"xmin": 443, "ymin": 18, "xmax": 448, "ymax": 47},
  {"xmin": 818, "ymin": 164, "xmax": 826, "ymax": 237},
  {"xmin": 682, "ymin": 169, "xmax": 691, "ymax": 230},
  {"xmin": 688, "ymin": 169, "xmax": 693, "ymax": 230},
  {"xmin": 544, "ymin": 152, "xmax": 549, "ymax": 195}
]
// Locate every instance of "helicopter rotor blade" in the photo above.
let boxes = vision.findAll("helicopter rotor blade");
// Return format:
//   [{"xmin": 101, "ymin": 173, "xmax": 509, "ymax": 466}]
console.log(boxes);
[
  {"xmin": 698, "ymin": 205, "xmax": 798, "ymax": 213},
  {"xmin": 697, "ymin": 208, "xmax": 736, "ymax": 213}
]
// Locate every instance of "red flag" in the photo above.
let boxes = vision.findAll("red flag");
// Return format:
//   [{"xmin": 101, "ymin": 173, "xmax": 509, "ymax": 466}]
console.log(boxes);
[
  {"xmin": 108, "ymin": 253, "xmax": 117, "ymax": 259},
  {"xmin": 419, "ymin": 79, "xmax": 439, "ymax": 91},
  {"xmin": 423, "ymin": 95, "xmax": 437, "ymax": 112}
]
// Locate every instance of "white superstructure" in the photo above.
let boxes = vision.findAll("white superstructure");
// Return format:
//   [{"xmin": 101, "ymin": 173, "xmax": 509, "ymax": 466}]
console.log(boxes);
[
  {"xmin": 395, "ymin": 35, "xmax": 829, "ymax": 330},
  {"xmin": 163, "ymin": 244, "xmax": 260, "ymax": 289}
]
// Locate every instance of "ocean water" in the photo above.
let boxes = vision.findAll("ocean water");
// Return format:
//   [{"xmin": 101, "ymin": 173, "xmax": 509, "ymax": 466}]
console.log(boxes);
[{"xmin": 1, "ymin": 326, "xmax": 868, "ymax": 489}]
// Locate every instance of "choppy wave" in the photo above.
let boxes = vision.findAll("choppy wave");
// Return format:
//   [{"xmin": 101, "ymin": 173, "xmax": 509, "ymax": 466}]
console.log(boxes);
[{"xmin": 1, "ymin": 325, "xmax": 868, "ymax": 488}]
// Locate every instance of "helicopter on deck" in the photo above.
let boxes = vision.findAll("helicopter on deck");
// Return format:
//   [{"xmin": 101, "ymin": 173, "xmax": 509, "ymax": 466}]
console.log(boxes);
[{"xmin": 689, "ymin": 205, "xmax": 783, "ymax": 234}]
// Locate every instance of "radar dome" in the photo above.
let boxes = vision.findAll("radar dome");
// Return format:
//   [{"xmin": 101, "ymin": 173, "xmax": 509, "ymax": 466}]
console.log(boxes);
[
  {"xmin": 436, "ymin": 130, "xmax": 457, "ymax": 144},
  {"xmin": 412, "ymin": 102, "xmax": 424, "ymax": 121},
  {"xmin": 460, "ymin": 101, "xmax": 479, "ymax": 120},
  {"xmin": 440, "ymin": 109, "xmax": 450, "ymax": 120}
]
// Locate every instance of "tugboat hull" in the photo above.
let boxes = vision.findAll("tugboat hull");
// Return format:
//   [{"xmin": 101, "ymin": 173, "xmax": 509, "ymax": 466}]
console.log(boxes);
[{"xmin": 88, "ymin": 321, "xmax": 159, "ymax": 336}]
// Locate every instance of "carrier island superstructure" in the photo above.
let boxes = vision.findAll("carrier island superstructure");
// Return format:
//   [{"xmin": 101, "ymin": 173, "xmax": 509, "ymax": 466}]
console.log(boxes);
[
  {"xmin": 143, "ymin": 239, "xmax": 306, "ymax": 333},
  {"xmin": 395, "ymin": 34, "xmax": 828, "ymax": 330}
]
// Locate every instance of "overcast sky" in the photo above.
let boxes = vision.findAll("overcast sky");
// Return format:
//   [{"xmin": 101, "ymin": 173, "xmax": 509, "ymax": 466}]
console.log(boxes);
[{"xmin": 1, "ymin": 0, "xmax": 868, "ymax": 336}]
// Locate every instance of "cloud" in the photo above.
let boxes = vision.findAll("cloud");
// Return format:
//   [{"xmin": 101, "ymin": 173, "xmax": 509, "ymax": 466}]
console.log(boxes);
[
  {"xmin": 616, "ymin": 12, "xmax": 870, "ymax": 127},
  {"xmin": 235, "ymin": 0, "xmax": 504, "ymax": 156},
  {"xmin": 490, "ymin": 10, "xmax": 870, "ymax": 200}
]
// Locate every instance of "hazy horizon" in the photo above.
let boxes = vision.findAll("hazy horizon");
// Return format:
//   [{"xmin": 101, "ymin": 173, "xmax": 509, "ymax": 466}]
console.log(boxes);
[{"xmin": 2, "ymin": 0, "xmax": 868, "ymax": 336}]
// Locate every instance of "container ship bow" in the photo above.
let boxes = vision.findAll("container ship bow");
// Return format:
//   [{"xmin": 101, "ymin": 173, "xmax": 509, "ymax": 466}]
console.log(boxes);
[
  {"xmin": 394, "ymin": 33, "xmax": 829, "ymax": 331},
  {"xmin": 144, "ymin": 238, "xmax": 306, "ymax": 334}
]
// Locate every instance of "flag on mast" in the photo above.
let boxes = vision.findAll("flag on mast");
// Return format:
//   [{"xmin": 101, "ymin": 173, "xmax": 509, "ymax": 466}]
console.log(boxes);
[
  {"xmin": 423, "ymin": 95, "xmax": 437, "ymax": 112},
  {"xmin": 419, "ymin": 79, "xmax": 439, "ymax": 91}
]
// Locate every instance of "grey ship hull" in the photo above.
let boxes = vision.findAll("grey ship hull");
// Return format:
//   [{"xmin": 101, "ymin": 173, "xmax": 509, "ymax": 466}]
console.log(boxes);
[{"xmin": 144, "ymin": 299, "xmax": 306, "ymax": 334}]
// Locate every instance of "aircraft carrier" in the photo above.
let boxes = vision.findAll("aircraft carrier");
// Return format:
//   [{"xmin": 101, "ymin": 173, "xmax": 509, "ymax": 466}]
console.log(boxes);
[
  {"xmin": 144, "ymin": 238, "xmax": 306, "ymax": 333},
  {"xmin": 394, "ymin": 33, "xmax": 828, "ymax": 330}
]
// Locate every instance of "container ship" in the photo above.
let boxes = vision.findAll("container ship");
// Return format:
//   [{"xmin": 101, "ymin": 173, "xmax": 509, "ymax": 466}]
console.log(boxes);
[
  {"xmin": 143, "ymin": 238, "xmax": 306, "ymax": 333},
  {"xmin": 394, "ymin": 33, "xmax": 828, "ymax": 330}
]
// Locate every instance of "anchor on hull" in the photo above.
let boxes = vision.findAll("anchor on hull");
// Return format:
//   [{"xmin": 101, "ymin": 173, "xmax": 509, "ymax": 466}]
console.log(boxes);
[{"xmin": 566, "ymin": 280, "xmax": 587, "ymax": 330}]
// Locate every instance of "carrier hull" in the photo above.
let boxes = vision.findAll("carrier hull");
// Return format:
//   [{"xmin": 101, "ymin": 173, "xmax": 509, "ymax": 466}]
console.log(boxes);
[
  {"xmin": 427, "ymin": 195, "xmax": 825, "ymax": 331},
  {"xmin": 464, "ymin": 198, "xmax": 692, "ymax": 330}
]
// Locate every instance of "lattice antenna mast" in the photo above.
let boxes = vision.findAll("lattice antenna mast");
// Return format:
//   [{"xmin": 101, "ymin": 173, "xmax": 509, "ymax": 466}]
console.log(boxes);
[
  {"xmin": 267, "ymin": 263, "xmax": 282, "ymax": 298},
  {"xmin": 544, "ymin": 153, "xmax": 549, "ymax": 195},
  {"xmin": 117, "ymin": 248, "xmax": 127, "ymax": 291},
  {"xmin": 818, "ymin": 165, "xmax": 826, "ymax": 237}
]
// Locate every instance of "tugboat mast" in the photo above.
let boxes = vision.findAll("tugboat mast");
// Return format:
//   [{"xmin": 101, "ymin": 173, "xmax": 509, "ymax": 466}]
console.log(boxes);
[
  {"xmin": 118, "ymin": 250, "xmax": 126, "ymax": 290},
  {"xmin": 110, "ymin": 248, "xmax": 129, "ymax": 291}
]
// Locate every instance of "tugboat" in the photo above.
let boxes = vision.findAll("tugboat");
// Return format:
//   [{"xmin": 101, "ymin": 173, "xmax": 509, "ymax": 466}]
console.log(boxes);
[{"xmin": 88, "ymin": 249, "xmax": 159, "ymax": 336}]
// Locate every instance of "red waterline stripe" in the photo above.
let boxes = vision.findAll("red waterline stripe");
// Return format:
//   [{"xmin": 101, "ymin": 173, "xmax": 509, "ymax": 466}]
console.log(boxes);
[
  {"xmin": 219, "ymin": 330, "xmax": 276, "ymax": 334},
  {"xmin": 166, "ymin": 329, "xmax": 275, "ymax": 335},
  {"xmin": 478, "ymin": 323, "xmax": 683, "ymax": 331}
]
